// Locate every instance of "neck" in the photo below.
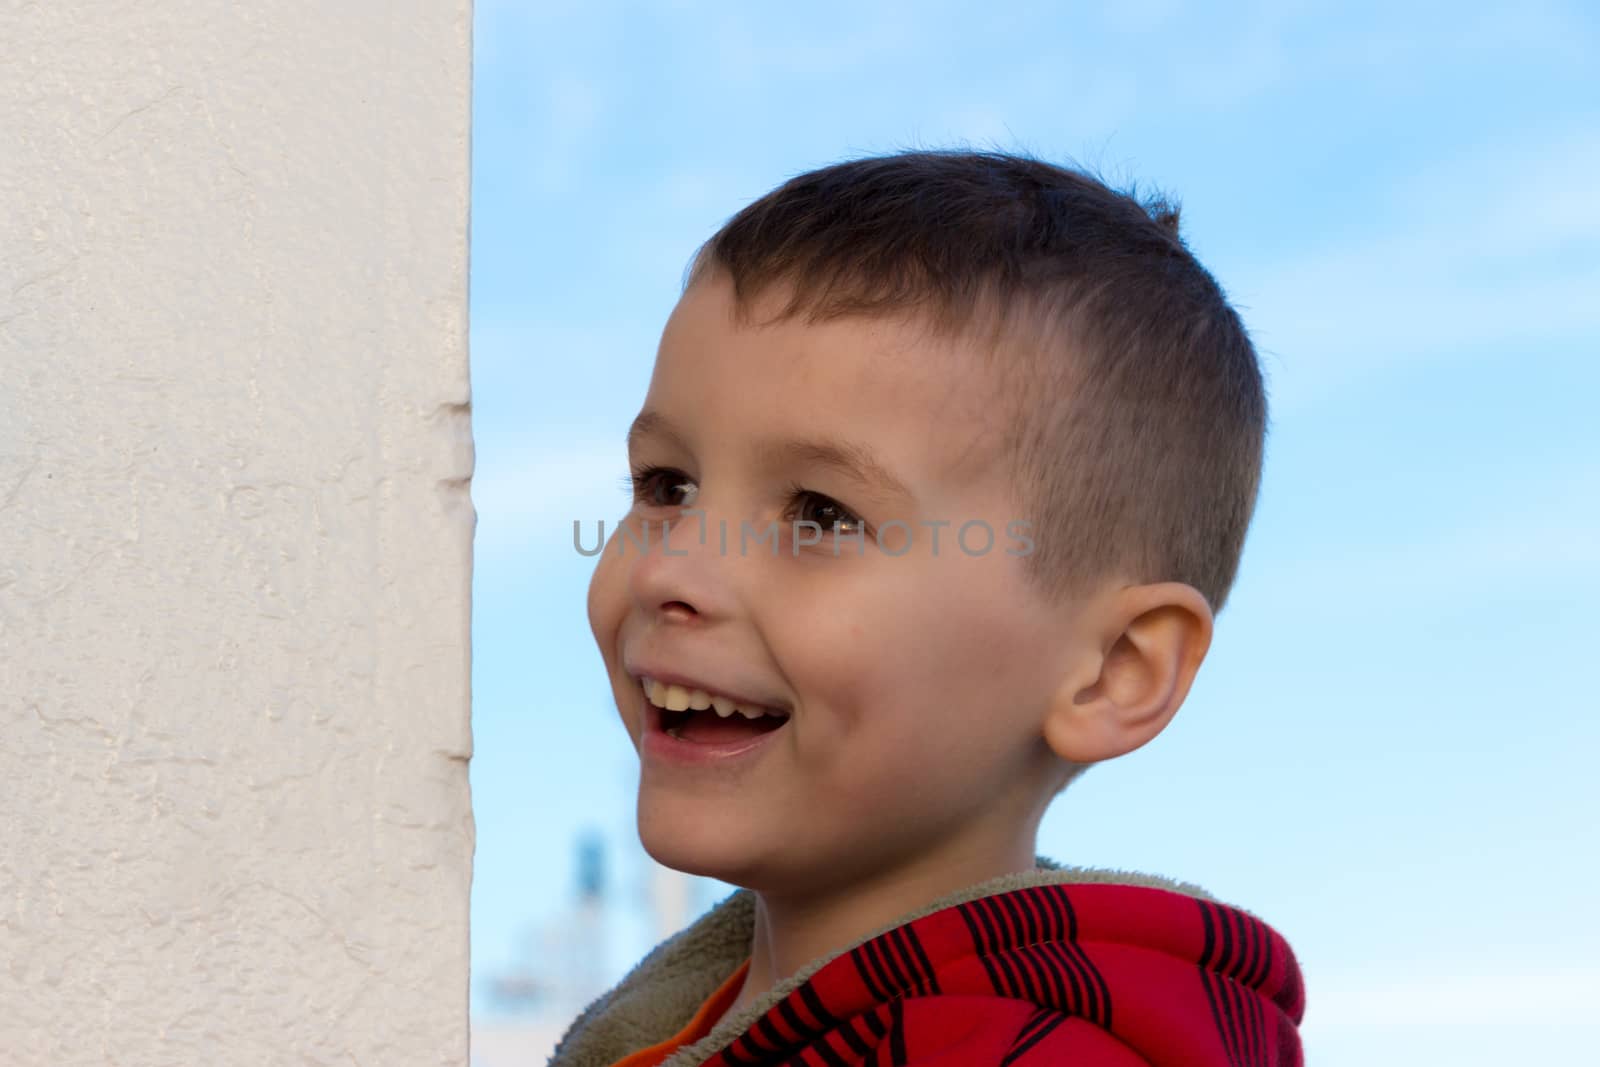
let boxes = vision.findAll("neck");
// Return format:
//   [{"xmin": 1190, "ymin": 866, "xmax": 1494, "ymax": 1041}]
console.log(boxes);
[{"xmin": 724, "ymin": 836, "xmax": 1039, "ymax": 1020}]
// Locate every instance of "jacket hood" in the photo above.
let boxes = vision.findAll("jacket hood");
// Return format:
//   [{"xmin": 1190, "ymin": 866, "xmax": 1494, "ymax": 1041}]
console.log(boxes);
[{"xmin": 548, "ymin": 859, "xmax": 1305, "ymax": 1067}]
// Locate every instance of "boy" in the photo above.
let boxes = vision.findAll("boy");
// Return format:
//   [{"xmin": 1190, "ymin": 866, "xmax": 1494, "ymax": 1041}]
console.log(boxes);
[{"xmin": 559, "ymin": 150, "xmax": 1305, "ymax": 1066}]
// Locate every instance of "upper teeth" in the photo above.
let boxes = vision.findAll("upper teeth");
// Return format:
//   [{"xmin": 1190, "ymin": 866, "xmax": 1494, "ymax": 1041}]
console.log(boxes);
[{"xmin": 641, "ymin": 678, "xmax": 785, "ymax": 720}]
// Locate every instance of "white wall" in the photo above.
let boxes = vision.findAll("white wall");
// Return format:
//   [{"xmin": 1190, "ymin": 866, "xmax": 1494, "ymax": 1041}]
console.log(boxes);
[{"xmin": 0, "ymin": 3, "xmax": 475, "ymax": 1063}]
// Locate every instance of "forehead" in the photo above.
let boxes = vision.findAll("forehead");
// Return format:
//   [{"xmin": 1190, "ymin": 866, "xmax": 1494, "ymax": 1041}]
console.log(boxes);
[{"xmin": 648, "ymin": 276, "xmax": 1012, "ymax": 485}]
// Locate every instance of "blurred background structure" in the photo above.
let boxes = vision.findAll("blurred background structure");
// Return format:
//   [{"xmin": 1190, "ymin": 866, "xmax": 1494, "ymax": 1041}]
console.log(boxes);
[
  {"xmin": 471, "ymin": 833, "xmax": 712, "ymax": 1066},
  {"xmin": 465, "ymin": 3, "xmax": 1599, "ymax": 1064}
]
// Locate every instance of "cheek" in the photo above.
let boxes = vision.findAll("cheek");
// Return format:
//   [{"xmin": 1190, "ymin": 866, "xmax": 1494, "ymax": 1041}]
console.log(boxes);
[
  {"xmin": 775, "ymin": 559, "xmax": 1049, "ymax": 756},
  {"xmin": 585, "ymin": 536, "xmax": 627, "ymax": 652},
  {"xmin": 772, "ymin": 568, "xmax": 1007, "ymax": 729}
]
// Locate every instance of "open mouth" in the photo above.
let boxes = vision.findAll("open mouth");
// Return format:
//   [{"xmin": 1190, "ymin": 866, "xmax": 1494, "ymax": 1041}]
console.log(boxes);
[
  {"xmin": 640, "ymin": 676, "xmax": 791, "ymax": 745},
  {"xmin": 655, "ymin": 704, "xmax": 789, "ymax": 742}
]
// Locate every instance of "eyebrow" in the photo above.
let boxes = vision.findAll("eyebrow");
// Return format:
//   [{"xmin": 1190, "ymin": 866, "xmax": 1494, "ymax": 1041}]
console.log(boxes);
[
  {"xmin": 626, "ymin": 410, "xmax": 685, "ymax": 455},
  {"xmin": 626, "ymin": 409, "xmax": 914, "ymax": 503}
]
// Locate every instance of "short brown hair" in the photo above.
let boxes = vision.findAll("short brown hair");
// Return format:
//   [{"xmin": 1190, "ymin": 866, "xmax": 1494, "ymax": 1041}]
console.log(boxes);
[{"xmin": 685, "ymin": 149, "xmax": 1266, "ymax": 613}]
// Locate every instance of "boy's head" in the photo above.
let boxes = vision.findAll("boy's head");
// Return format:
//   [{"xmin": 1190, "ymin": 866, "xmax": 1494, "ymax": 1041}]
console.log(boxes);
[{"xmin": 587, "ymin": 150, "xmax": 1265, "ymax": 898}]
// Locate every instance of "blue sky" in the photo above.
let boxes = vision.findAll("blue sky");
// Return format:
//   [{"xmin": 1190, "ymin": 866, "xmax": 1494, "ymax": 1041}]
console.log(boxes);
[{"xmin": 465, "ymin": 2, "xmax": 1599, "ymax": 1061}]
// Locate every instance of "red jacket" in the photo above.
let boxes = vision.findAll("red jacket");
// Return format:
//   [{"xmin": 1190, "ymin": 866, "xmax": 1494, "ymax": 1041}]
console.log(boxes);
[{"xmin": 550, "ymin": 864, "xmax": 1305, "ymax": 1067}]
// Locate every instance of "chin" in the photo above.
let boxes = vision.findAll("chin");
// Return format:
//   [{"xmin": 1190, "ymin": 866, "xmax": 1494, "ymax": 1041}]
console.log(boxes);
[{"xmin": 637, "ymin": 797, "xmax": 767, "ymax": 887}]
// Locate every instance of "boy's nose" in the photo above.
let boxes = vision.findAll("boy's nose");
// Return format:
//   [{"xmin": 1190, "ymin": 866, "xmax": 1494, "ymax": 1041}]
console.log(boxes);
[{"xmin": 626, "ymin": 513, "xmax": 730, "ymax": 625}]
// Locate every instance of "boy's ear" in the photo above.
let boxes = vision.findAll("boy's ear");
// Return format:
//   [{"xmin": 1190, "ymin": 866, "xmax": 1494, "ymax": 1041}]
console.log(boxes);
[{"xmin": 1041, "ymin": 582, "xmax": 1214, "ymax": 765}]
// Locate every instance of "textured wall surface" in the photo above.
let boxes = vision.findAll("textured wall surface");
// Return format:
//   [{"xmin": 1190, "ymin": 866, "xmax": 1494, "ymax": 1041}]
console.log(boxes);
[{"xmin": 0, "ymin": 3, "xmax": 474, "ymax": 1063}]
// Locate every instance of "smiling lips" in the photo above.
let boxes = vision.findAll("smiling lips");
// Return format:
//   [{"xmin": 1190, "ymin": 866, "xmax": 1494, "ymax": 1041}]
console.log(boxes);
[
  {"xmin": 638, "ymin": 675, "xmax": 791, "ymax": 745},
  {"xmin": 639, "ymin": 676, "xmax": 789, "ymax": 721}
]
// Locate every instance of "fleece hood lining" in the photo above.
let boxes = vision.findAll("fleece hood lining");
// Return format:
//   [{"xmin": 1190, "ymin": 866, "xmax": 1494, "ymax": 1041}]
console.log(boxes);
[{"xmin": 546, "ymin": 859, "xmax": 1222, "ymax": 1067}]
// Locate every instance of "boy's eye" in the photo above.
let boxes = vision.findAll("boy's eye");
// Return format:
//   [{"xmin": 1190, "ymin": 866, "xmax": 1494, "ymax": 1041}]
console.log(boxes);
[
  {"xmin": 792, "ymin": 490, "xmax": 866, "ymax": 536},
  {"xmin": 624, "ymin": 468, "xmax": 868, "ymax": 538},
  {"xmin": 629, "ymin": 465, "xmax": 698, "ymax": 507}
]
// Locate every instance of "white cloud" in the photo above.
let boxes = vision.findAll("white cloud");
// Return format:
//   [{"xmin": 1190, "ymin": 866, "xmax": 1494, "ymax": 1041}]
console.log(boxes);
[
  {"xmin": 698, "ymin": 0, "xmax": 931, "ymax": 84},
  {"xmin": 1162, "ymin": 8, "xmax": 1292, "ymax": 111},
  {"xmin": 1248, "ymin": 458, "xmax": 1600, "ymax": 600},
  {"xmin": 1235, "ymin": 128, "xmax": 1600, "ymax": 413},
  {"xmin": 1302, "ymin": 965, "xmax": 1600, "ymax": 1031},
  {"xmin": 1410, "ymin": 507, "xmax": 1600, "ymax": 580},
  {"xmin": 1328, "ymin": 0, "xmax": 1598, "ymax": 77},
  {"xmin": 1099, "ymin": 0, "xmax": 1186, "ymax": 34},
  {"xmin": 471, "ymin": 440, "xmax": 630, "ymax": 561},
  {"xmin": 1388, "ymin": 128, "xmax": 1600, "ymax": 259}
]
